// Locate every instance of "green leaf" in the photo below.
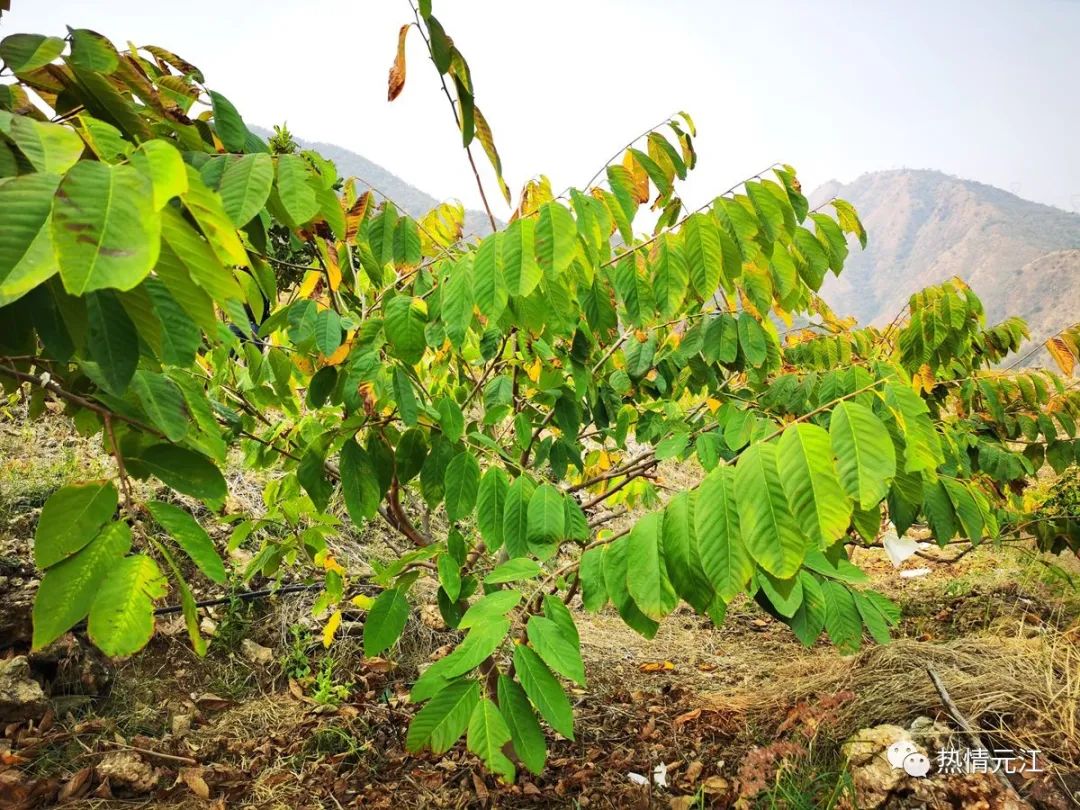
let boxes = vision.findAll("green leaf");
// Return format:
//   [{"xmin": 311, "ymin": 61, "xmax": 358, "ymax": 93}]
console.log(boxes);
[
  {"xmin": 737, "ymin": 313, "xmax": 767, "ymax": 367},
  {"xmin": 209, "ymin": 90, "xmax": 251, "ymax": 153},
  {"xmin": 130, "ymin": 444, "xmax": 227, "ymax": 508},
  {"xmin": 0, "ymin": 172, "xmax": 61, "ymax": 307},
  {"xmin": 395, "ymin": 428, "xmax": 428, "ymax": 483},
  {"xmin": 922, "ymin": 479, "xmax": 959, "ymax": 545},
  {"xmin": 437, "ymin": 397, "xmax": 465, "ymax": 444},
  {"xmin": 788, "ymin": 572, "xmax": 826, "ymax": 646},
  {"xmin": 34, "ymin": 481, "xmax": 118, "ymax": 569},
  {"xmin": 306, "ymin": 366, "xmax": 337, "ymax": 408},
  {"xmin": 68, "ymin": 29, "xmax": 119, "ymax": 73},
  {"xmin": 527, "ymin": 483, "xmax": 565, "ymax": 552},
  {"xmin": 625, "ymin": 511, "xmax": 678, "ymax": 621},
  {"xmin": 535, "ymin": 202, "xmax": 576, "ymax": 275},
  {"xmin": 778, "ymin": 423, "xmax": 852, "ymax": 548},
  {"xmin": 33, "ymin": 521, "xmax": 131, "ymax": 649},
  {"xmin": 485, "ymin": 558, "xmax": 541, "ymax": 584},
  {"xmin": 734, "ymin": 442, "xmax": 806, "ymax": 579},
  {"xmin": 87, "ymin": 554, "xmax": 168, "ymax": 657},
  {"xmin": 502, "ymin": 475, "xmax": 535, "ymax": 558},
  {"xmin": 441, "ymin": 258, "xmax": 473, "ymax": 345},
  {"xmin": 274, "ymin": 154, "xmax": 319, "ymax": 225},
  {"xmin": 406, "ymin": 679, "xmax": 480, "ymax": 754},
  {"xmin": 474, "ymin": 232, "xmax": 507, "ymax": 320},
  {"xmin": 497, "ymin": 675, "xmax": 547, "ymax": 775},
  {"xmin": 297, "ymin": 447, "xmax": 332, "ymax": 511},
  {"xmin": 542, "ymin": 594, "xmax": 580, "ymax": 647},
  {"xmin": 513, "ymin": 644, "xmax": 575, "ymax": 739},
  {"xmin": 578, "ymin": 546, "xmax": 607, "ymax": 612},
  {"xmin": 364, "ymin": 588, "xmax": 410, "ymax": 656},
  {"xmin": 526, "ymin": 615, "xmax": 585, "ymax": 686},
  {"xmin": 10, "ymin": 116, "xmax": 84, "ymax": 174},
  {"xmin": 146, "ymin": 501, "xmax": 226, "ymax": 584},
  {"xmin": 314, "ymin": 308, "xmax": 342, "ymax": 355},
  {"xmin": 662, "ymin": 492, "xmax": 714, "ymax": 613},
  {"xmin": 131, "ymin": 371, "xmax": 189, "ymax": 442},
  {"xmin": 340, "ymin": 438, "xmax": 381, "ymax": 523},
  {"xmin": 652, "ymin": 234, "xmax": 689, "ymax": 317},
  {"xmin": 820, "ymin": 579, "xmax": 862, "ymax": 653},
  {"xmin": 0, "ymin": 34, "xmax": 66, "ymax": 73},
  {"xmin": 758, "ymin": 571, "xmax": 804, "ymax": 618},
  {"xmin": 683, "ymin": 213, "xmax": 723, "ymax": 297},
  {"xmin": 458, "ymin": 590, "xmax": 521, "ymax": 629},
  {"xmin": 477, "ymin": 467, "xmax": 509, "ymax": 551},
  {"xmin": 501, "ymin": 218, "xmax": 540, "ymax": 297},
  {"xmin": 432, "ymin": 618, "xmax": 510, "ymax": 679},
  {"xmin": 54, "ymin": 161, "xmax": 161, "ymax": 294},
  {"xmin": 829, "ymin": 401, "xmax": 896, "ymax": 509},
  {"xmin": 438, "ymin": 554, "xmax": 462, "ymax": 601},
  {"xmin": 941, "ymin": 479, "xmax": 984, "ymax": 543},
  {"xmin": 146, "ymin": 277, "xmax": 200, "ymax": 366},
  {"xmin": 602, "ymin": 538, "xmax": 659, "ymax": 638},
  {"xmin": 393, "ymin": 366, "xmax": 419, "ymax": 426},
  {"xmin": 695, "ymin": 466, "xmax": 750, "ymax": 600},
  {"xmin": 86, "ymin": 290, "xmax": 139, "ymax": 394},
  {"xmin": 130, "ymin": 140, "xmax": 188, "ymax": 210},
  {"xmin": 384, "ymin": 295, "xmax": 428, "ymax": 365},
  {"xmin": 852, "ymin": 590, "xmax": 890, "ymax": 645},
  {"xmin": 444, "ymin": 451, "xmax": 480, "ymax": 523},
  {"xmin": 468, "ymin": 699, "xmax": 516, "ymax": 782},
  {"xmin": 219, "ymin": 153, "xmax": 273, "ymax": 226}
]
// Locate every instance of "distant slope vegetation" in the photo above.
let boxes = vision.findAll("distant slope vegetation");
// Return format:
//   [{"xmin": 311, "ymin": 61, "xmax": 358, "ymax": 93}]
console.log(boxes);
[
  {"xmin": 252, "ymin": 126, "xmax": 497, "ymax": 238},
  {"xmin": 810, "ymin": 169, "xmax": 1080, "ymax": 348}
]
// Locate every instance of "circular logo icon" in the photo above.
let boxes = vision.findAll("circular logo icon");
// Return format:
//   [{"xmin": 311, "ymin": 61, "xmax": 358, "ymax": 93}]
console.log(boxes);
[
  {"xmin": 903, "ymin": 752, "xmax": 931, "ymax": 777},
  {"xmin": 886, "ymin": 741, "xmax": 918, "ymax": 769}
]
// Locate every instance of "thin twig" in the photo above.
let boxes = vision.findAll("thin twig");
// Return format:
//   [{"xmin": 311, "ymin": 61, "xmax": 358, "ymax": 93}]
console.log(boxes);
[
  {"xmin": 407, "ymin": 0, "xmax": 498, "ymax": 232},
  {"xmin": 926, "ymin": 667, "xmax": 1024, "ymax": 801}
]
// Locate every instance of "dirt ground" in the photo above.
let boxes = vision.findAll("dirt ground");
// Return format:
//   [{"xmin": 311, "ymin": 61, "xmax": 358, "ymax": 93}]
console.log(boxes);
[{"xmin": 2, "ymin": 415, "xmax": 1079, "ymax": 809}]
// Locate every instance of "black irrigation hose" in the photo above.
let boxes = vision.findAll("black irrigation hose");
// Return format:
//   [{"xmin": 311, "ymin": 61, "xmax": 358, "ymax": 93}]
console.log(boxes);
[
  {"xmin": 151, "ymin": 582, "xmax": 323, "ymax": 617},
  {"xmin": 67, "ymin": 583, "xmax": 324, "ymax": 632}
]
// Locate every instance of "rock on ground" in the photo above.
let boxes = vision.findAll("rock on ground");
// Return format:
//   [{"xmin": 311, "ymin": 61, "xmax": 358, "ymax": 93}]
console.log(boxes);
[
  {"xmin": 843, "ymin": 719, "xmax": 1033, "ymax": 810},
  {"xmin": 0, "ymin": 656, "xmax": 48, "ymax": 723}
]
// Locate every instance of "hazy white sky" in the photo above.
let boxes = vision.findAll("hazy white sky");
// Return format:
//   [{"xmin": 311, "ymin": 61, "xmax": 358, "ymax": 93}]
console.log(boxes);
[{"xmin": 5, "ymin": 1, "xmax": 1079, "ymax": 215}]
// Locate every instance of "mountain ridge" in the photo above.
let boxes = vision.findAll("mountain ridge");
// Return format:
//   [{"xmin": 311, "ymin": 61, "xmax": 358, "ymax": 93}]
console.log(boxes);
[
  {"xmin": 252, "ymin": 128, "xmax": 1080, "ymax": 351},
  {"xmin": 809, "ymin": 169, "xmax": 1080, "ymax": 347},
  {"xmin": 251, "ymin": 126, "xmax": 497, "ymax": 238}
]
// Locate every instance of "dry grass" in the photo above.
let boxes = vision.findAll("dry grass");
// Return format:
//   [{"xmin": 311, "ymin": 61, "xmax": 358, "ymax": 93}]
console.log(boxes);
[{"xmin": 704, "ymin": 629, "xmax": 1080, "ymax": 765}]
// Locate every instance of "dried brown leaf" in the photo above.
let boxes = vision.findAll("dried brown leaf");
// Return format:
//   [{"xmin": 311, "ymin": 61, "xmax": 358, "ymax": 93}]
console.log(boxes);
[{"xmin": 387, "ymin": 24, "xmax": 410, "ymax": 102}]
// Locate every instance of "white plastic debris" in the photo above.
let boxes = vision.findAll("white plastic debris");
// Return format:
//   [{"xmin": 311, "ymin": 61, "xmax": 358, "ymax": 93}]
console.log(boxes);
[
  {"xmin": 899, "ymin": 567, "xmax": 932, "ymax": 579},
  {"xmin": 653, "ymin": 762, "xmax": 668, "ymax": 788},
  {"xmin": 883, "ymin": 533, "xmax": 920, "ymax": 567},
  {"xmin": 627, "ymin": 772, "xmax": 649, "ymax": 786}
]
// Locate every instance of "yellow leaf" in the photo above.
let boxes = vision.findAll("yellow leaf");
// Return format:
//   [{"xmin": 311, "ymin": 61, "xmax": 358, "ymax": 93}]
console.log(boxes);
[
  {"xmin": 351, "ymin": 594, "xmax": 375, "ymax": 610},
  {"xmin": 387, "ymin": 23, "xmax": 409, "ymax": 102},
  {"xmin": 297, "ymin": 269, "xmax": 321, "ymax": 299},
  {"xmin": 322, "ymin": 609, "xmax": 341, "ymax": 648},
  {"xmin": 706, "ymin": 397, "xmax": 722, "ymax": 413},
  {"xmin": 1047, "ymin": 336, "xmax": 1075, "ymax": 376},
  {"xmin": 526, "ymin": 356, "xmax": 542, "ymax": 383},
  {"xmin": 323, "ymin": 336, "xmax": 351, "ymax": 366},
  {"xmin": 597, "ymin": 450, "xmax": 611, "ymax": 471},
  {"xmin": 324, "ymin": 243, "xmax": 341, "ymax": 291},
  {"xmin": 639, "ymin": 660, "xmax": 676, "ymax": 672},
  {"xmin": 345, "ymin": 191, "xmax": 372, "ymax": 242},
  {"xmin": 623, "ymin": 150, "xmax": 650, "ymax": 204},
  {"xmin": 323, "ymin": 554, "xmax": 345, "ymax": 575}
]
